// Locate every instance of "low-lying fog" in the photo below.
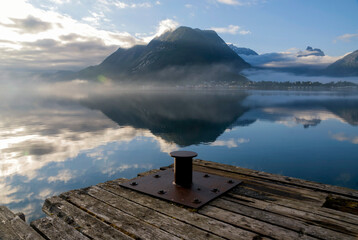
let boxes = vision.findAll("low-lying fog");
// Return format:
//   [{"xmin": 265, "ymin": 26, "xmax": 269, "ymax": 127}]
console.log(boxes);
[
  {"xmin": 242, "ymin": 69, "xmax": 358, "ymax": 83},
  {"xmin": 1, "ymin": 72, "xmax": 358, "ymax": 222}
]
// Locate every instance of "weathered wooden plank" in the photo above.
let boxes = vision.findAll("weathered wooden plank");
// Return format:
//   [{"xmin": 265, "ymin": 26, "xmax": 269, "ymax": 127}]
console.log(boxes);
[
  {"xmin": 200, "ymin": 205, "xmax": 317, "ymax": 240},
  {"xmin": 98, "ymin": 179, "xmax": 267, "ymax": 240},
  {"xmin": 172, "ymin": 162, "xmax": 328, "ymax": 211},
  {"xmin": 86, "ymin": 185, "xmax": 224, "ymax": 240},
  {"xmin": 162, "ymin": 162, "xmax": 358, "ymax": 213},
  {"xmin": 60, "ymin": 189, "xmax": 180, "ymax": 240},
  {"xmin": 193, "ymin": 159, "xmax": 358, "ymax": 198},
  {"xmin": 243, "ymin": 180, "xmax": 326, "ymax": 203},
  {"xmin": 31, "ymin": 160, "xmax": 358, "ymax": 240},
  {"xmin": 0, "ymin": 206, "xmax": 44, "ymax": 240},
  {"xmin": 192, "ymin": 165, "xmax": 325, "ymax": 206},
  {"xmin": 230, "ymin": 186, "xmax": 358, "ymax": 225},
  {"xmin": 31, "ymin": 216, "xmax": 89, "ymax": 240},
  {"xmin": 42, "ymin": 196, "xmax": 133, "ymax": 240},
  {"xmin": 192, "ymin": 162, "xmax": 358, "ymax": 225},
  {"xmin": 193, "ymin": 164, "xmax": 329, "ymax": 206},
  {"xmin": 210, "ymin": 197, "xmax": 358, "ymax": 239},
  {"xmin": 322, "ymin": 195, "xmax": 358, "ymax": 215},
  {"xmin": 224, "ymin": 195, "xmax": 358, "ymax": 235}
]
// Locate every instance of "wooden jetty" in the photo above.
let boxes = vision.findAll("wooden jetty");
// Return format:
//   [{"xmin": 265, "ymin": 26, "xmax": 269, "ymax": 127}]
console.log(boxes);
[{"xmin": 1, "ymin": 159, "xmax": 358, "ymax": 239}]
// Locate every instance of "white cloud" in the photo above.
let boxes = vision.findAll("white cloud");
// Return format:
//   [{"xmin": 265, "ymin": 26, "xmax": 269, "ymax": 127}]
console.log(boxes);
[
  {"xmin": 82, "ymin": 11, "xmax": 109, "ymax": 27},
  {"xmin": 0, "ymin": 1, "xmax": 177, "ymax": 71},
  {"xmin": 0, "ymin": 1, "xmax": 140, "ymax": 46},
  {"xmin": 141, "ymin": 19, "xmax": 179, "ymax": 43},
  {"xmin": 185, "ymin": 4, "xmax": 193, "ymax": 8},
  {"xmin": 105, "ymin": 1, "xmax": 152, "ymax": 9},
  {"xmin": 0, "ymin": 15, "xmax": 54, "ymax": 34},
  {"xmin": 216, "ymin": 0, "xmax": 265, "ymax": 6},
  {"xmin": 240, "ymin": 49, "xmax": 344, "ymax": 68},
  {"xmin": 217, "ymin": 0, "xmax": 241, "ymax": 5},
  {"xmin": 335, "ymin": 32, "xmax": 358, "ymax": 42},
  {"xmin": 48, "ymin": 169, "xmax": 75, "ymax": 183},
  {"xmin": 154, "ymin": 137, "xmax": 179, "ymax": 153},
  {"xmin": 210, "ymin": 138, "xmax": 249, "ymax": 148},
  {"xmin": 0, "ymin": 181, "xmax": 21, "ymax": 204},
  {"xmin": 260, "ymin": 108, "xmax": 349, "ymax": 128},
  {"xmin": 0, "ymin": 82, "xmax": 186, "ymax": 180},
  {"xmin": 38, "ymin": 188, "xmax": 55, "ymax": 199},
  {"xmin": 211, "ymin": 25, "xmax": 250, "ymax": 35},
  {"xmin": 48, "ymin": 0, "xmax": 70, "ymax": 4},
  {"xmin": 11, "ymin": 202, "xmax": 39, "ymax": 222},
  {"xmin": 155, "ymin": 19, "xmax": 179, "ymax": 37},
  {"xmin": 239, "ymin": 30, "xmax": 251, "ymax": 35},
  {"xmin": 331, "ymin": 133, "xmax": 358, "ymax": 144},
  {"xmin": 0, "ymin": 0, "xmax": 144, "ymax": 70},
  {"xmin": 211, "ymin": 25, "xmax": 239, "ymax": 34}
]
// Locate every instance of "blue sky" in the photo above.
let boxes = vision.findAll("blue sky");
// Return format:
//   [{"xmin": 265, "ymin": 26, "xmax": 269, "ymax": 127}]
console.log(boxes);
[{"xmin": 0, "ymin": 0, "xmax": 357, "ymax": 71}]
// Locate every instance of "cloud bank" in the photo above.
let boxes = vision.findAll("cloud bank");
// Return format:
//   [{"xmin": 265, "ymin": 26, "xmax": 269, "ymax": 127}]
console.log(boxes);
[
  {"xmin": 240, "ymin": 49, "xmax": 344, "ymax": 69},
  {"xmin": 0, "ymin": 1, "xmax": 177, "ymax": 71}
]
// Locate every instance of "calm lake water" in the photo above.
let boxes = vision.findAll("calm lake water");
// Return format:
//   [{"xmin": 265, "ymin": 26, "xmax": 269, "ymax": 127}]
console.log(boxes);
[{"xmin": 1, "ymin": 86, "xmax": 358, "ymax": 222}]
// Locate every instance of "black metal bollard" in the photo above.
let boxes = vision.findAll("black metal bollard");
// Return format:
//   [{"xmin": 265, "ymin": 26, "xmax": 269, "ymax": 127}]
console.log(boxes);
[{"xmin": 170, "ymin": 151, "xmax": 197, "ymax": 188}]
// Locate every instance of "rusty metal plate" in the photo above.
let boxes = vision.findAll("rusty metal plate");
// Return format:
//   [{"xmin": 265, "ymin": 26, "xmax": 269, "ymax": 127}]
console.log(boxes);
[{"xmin": 119, "ymin": 168, "xmax": 241, "ymax": 208}]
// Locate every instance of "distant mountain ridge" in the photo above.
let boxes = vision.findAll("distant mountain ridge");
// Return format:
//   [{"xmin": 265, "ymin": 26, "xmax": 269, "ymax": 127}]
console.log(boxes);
[
  {"xmin": 227, "ymin": 44, "xmax": 258, "ymax": 56},
  {"xmin": 77, "ymin": 26, "xmax": 250, "ymax": 84},
  {"xmin": 238, "ymin": 46, "xmax": 358, "ymax": 77},
  {"xmin": 326, "ymin": 50, "xmax": 358, "ymax": 76}
]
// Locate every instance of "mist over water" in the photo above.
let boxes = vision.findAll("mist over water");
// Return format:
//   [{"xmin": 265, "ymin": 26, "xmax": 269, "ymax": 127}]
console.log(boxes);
[
  {"xmin": 0, "ymin": 75, "xmax": 358, "ymax": 222},
  {"xmin": 243, "ymin": 69, "xmax": 358, "ymax": 83}
]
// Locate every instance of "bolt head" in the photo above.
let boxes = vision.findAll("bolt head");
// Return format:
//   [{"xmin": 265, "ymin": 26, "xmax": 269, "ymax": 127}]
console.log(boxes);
[
  {"xmin": 157, "ymin": 190, "xmax": 166, "ymax": 195},
  {"xmin": 193, "ymin": 198, "xmax": 201, "ymax": 204},
  {"xmin": 211, "ymin": 188, "xmax": 219, "ymax": 193},
  {"xmin": 130, "ymin": 182, "xmax": 138, "ymax": 186}
]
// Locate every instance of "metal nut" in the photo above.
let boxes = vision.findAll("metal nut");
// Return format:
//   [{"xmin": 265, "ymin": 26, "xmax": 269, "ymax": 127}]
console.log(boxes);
[
  {"xmin": 211, "ymin": 188, "xmax": 219, "ymax": 193},
  {"xmin": 157, "ymin": 190, "xmax": 166, "ymax": 195}
]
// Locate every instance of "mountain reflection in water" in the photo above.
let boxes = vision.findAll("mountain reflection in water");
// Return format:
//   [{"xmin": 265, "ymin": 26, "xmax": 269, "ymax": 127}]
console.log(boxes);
[
  {"xmin": 0, "ymin": 89, "xmax": 357, "ymax": 222},
  {"xmin": 83, "ymin": 91, "xmax": 249, "ymax": 146}
]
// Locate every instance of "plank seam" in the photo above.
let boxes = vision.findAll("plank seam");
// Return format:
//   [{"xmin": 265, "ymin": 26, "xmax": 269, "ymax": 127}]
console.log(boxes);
[
  {"xmin": 96, "ymin": 183, "xmax": 236, "ymax": 240},
  {"xmin": 194, "ymin": 163, "xmax": 358, "ymax": 199},
  {"xmin": 197, "ymin": 209, "xmax": 277, "ymax": 240},
  {"xmin": 209, "ymin": 198, "xmax": 354, "ymax": 239},
  {"xmin": 59, "ymin": 194, "xmax": 137, "ymax": 239},
  {"xmin": 86, "ymin": 186, "xmax": 188, "ymax": 240},
  {"xmin": 227, "ymin": 193, "xmax": 358, "ymax": 227},
  {"xmin": 29, "ymin": 223, "xmax": 50, "ymax": 240}
]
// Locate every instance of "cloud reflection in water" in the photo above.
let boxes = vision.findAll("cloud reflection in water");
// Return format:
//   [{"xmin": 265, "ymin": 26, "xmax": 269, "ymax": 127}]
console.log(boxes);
[{"xmin": 1, "ymin": 81, "xmax": 358, "ymax": 222}]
